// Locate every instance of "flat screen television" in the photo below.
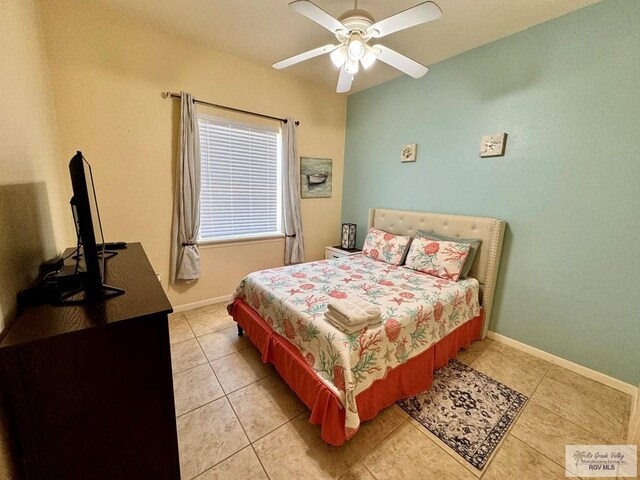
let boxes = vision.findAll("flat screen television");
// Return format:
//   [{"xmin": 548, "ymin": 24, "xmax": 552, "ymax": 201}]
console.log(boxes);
[{"xmin": 62, "ymin": 151, "xmax": 123, "ymax": 301}]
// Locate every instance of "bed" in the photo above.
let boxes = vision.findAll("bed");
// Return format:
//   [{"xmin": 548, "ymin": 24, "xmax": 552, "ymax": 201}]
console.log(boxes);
[{"xmin": 228, "ymin": 208, "xmax": 506, "ymax": 445}]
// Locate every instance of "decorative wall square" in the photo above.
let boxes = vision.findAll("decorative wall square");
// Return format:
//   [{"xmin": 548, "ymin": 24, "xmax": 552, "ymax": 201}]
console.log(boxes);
[
  {"xmin": 479, "ymin": 133, "xmax": 507, "ymax": 157},
  {"xmin": 401, "ymin": 144, "xmax": 417, "ymax": 162}
]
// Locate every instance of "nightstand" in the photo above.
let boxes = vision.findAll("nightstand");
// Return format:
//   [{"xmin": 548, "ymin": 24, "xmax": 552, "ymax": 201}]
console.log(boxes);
[{"xmin": 325, "ymin": 245, "xmax": 362, "ymax": 260}]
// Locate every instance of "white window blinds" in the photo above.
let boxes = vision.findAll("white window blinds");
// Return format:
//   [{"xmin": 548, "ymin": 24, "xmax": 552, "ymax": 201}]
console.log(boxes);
[{"xmin": 198, "ymin": 116, "xmax": 281, "ymax": 241}]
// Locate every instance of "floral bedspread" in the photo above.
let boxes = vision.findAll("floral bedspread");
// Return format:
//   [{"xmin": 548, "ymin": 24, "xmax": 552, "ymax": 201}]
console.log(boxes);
[{"xmin": 230, "ymin": 254, "xmax": 480, "ymax": 437}]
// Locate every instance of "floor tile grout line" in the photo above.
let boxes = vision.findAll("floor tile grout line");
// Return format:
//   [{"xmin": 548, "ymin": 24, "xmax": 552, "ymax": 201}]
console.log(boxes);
[
  {"xmin": 170, "ymin": 325, "xmax": 238, "ymax": 348},
  {"xmin": 171, "ymin": 358, "xmax": 210, "ymax": 376},
  {"xmin": 245, "ymin": 410, "xmax": 309, "ymax": 479},
  {"xmin": 229, "ymin": 399, "xmax": 307, "ymax": 447},
  {"xmin": 527, "ymin": 395, "xmax": 625, "ymax": 444},
  {"xmin": 490, "ymin": 340, "xmax": 630, "ymax": 411},
  {"xmin": 230, "ymin": 390, "xmax": 276, "ymax": 480},
  {"xmin": 506, "ymin": 433, "xmax": 586, "ymax": 477},
  {"xmin": 174, "ymin": 362, "xmax": 225, "ymax": 419},
  {"xmin": 182, "ymin": 302, "xmax": 228, "ymax": 316},
  {"xmin": 248, "ymin": 409, "xmax": 309, "ymax": 446},
  {"xmin": 176, "ymin": 395, "xmax": 221, "ymax": 420},
  {"xmin": 169, "ymin": 312, "xmax": 197, "ymax": 336},
  {"xmin": 225, "ymin": 394, "xmax": 255, "ymax": 450},
  {"xmin": 202, "ymin": 344, "xmax": 252, "ymax": 364},
  {"xmin": 175, "ymin": 395, "xmax": 247, "ymax": 479},
  {"xmin": 512, "ymin": 401, "xmax": 609, "ymax": 446},
  {"xmin": 185, "ymin": 315, "xmax": 235, "ymax": 337},
  {"xmin": 249, "ymin": 442, "xmax": 272, "ymax": 480},
  {"xmin": 187, "ymin": 324, "xmax": 269, "ymax": 394},
  {"xmin": 527, "ymin": 361, "xmax": 552, "ymax": 399},
  {"xmin": 191, "ymin": 444, "xmax": 255, "ymax": 479},
  {"xmin": 339, "ymin": 414, "xmax": 409, "ymax": 478},
  {"xmin": 183, "ymin": 307, "xmax": 226, "ymax": 318},
  {"xmin": 204, "ymin": 344, "xmax": 252, "ymax": 363},
  {"xmin": 480, "ymin": 342, "xmax": 629, "ymax": 440},
  {"xmin": 529, "ymin": 366, "xmax": 627, "ymax": 442},
  {"xmin": 190, "ymin": 445, "xmax": 258, "ymax": 480},
  {"xmin": 215, "ymin": 371, "xmax": 277, "ymax": 397},
  {"xmin": 542, "ymin": 367, "xmax": 633, "ymax": 412},
  {"xmin": 360, "ymin": 461, "xmax": 378, "ymax": 480}
]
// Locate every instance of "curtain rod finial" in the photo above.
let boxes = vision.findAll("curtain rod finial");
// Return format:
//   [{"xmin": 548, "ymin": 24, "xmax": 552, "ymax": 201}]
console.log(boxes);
[{"xmin": 161, "ymin": 91, "xmax": 172, "ymax": 99}]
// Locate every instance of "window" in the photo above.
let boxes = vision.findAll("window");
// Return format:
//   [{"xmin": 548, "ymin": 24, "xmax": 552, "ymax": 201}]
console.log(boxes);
[{"xmin": 198, "ymin": 116, "xmax": 282, "ymax": 242}]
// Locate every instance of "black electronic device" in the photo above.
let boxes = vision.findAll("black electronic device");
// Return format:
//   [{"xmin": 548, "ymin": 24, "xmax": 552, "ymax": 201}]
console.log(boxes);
[
  {"xmin": 100, "ymin": 241, "xmax": 127, "ymax": 250},
  {"xmin": 40, "ymin": 256, "xmax": 65, "ymax": 275},
  {"xmin": 56, "ymin": 152, "xmax": 124, "ymax": 302}
]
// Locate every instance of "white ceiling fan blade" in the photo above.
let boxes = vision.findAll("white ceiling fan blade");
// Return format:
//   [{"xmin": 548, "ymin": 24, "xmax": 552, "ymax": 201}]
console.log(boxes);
[
  {"xmin": 367, "ymin": 1, "xmax": 442, "ymax": 38},
  {"xmin": 273, "ymin": 44, "xmax": 337, "ymax": 69},
  {"xmin": 336, "ymin": 66, "xmax": 353, "ymax": 93},
  {"xmin": 373, "ymin": 45, "xmax": 428, "ymax": 78},
  {"xmin": 290, "ymin": 0, "xmax": 346, "ymax": 34}
]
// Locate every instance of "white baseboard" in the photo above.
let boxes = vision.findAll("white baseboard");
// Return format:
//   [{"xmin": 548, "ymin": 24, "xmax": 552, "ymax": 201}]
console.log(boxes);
[
  {"xmin": 487, "ymin": 331, "xmax": 637, "ymax": 402},
  {"xmin": 172, "ymin": 294, "xmax": 232, "ymax": 313}
]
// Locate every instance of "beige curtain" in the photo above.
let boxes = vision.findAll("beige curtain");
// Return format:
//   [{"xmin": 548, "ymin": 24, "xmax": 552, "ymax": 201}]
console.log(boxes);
[
  {"xmin": 282, "ymin": 118, "xmax": 304, "ymax": 264},
  {"xmin": 171, "ymin": 92, "xmax": 201, "ymax": 283}
]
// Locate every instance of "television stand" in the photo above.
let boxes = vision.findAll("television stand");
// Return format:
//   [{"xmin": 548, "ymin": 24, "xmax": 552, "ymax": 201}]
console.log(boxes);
[
  {"xmin": 56, "ymin": 282, "xmax": 125, "ymax": 304},
  {"xmin": 0, "ymin": 243, "xmax": 179, "ymax": 479},
  {"xmin": 56, "ymin": 248, "xmax": 124, "ymax": 304}
]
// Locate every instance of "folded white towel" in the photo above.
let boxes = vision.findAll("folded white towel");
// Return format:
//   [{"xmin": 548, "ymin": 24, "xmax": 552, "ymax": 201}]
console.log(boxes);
[
  {"xmin": 328, "ymin": 309, "xmax": 382, "ymax": 328},
  {"xmin": 325, "ymin": 311, "xmax": 368, "ymax": 334},
  {"xmin": 327, "ymin": 298, "xmax": 381, "ymax": 326},
  {"xmin": 351, "ymin": 297, "xmax": 381, "ymax": 316}
]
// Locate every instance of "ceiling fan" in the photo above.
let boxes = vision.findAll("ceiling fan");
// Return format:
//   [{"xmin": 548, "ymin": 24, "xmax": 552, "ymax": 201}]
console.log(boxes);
[{"xmin": 273, "ymin": 0, "xmax": 443, "ymax": 93}]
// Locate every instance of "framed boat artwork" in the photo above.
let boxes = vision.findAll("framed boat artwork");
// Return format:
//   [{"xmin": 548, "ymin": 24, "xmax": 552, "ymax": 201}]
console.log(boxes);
[{"xmin": 300, "ymin": 157, "xmax": 332, "ymax": 198}]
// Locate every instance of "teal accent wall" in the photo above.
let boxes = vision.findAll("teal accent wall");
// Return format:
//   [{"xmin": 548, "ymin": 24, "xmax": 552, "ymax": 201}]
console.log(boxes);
[{"xmin": 342, "ymin": 0, "xmax": 640, "ymax": 384}]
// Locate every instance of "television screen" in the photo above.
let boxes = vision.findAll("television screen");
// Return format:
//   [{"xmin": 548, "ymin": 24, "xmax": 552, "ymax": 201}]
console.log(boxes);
[{"xmin": 69, "ymin": 152, "xmax": 105, "ymax": 289}]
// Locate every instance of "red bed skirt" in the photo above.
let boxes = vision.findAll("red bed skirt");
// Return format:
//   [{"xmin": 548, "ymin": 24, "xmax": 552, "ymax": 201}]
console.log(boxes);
[{"xmin": 229, "ymin": 299, "xmax": 483, "ymax": 446}]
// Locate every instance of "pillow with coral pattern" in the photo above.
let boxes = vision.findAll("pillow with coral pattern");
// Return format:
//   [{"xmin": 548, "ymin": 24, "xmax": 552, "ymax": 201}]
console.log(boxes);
[
  {"xmin": 405, "ymin": 236, "xmax": 471, "ymax": 281},
  {"xmin": 361, "ymin": 227, "xmax": 411, "ymax": 266}
]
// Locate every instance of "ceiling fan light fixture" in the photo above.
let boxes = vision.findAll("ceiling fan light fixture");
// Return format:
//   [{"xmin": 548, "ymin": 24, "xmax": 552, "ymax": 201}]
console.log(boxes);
[
  {"xmin": 330, "ymin": 46, "xmax": 347, "ymax": 67},
  {"xmin": 360, "ymin": 50, "xmax": 377, "ymax": 69},
  {"xmin": 347, "ymin": 38, "xmax": 364, "ymax": 61},
  {"xmin": 345, "ymin": 58, "xmax": 359, "ymax": 74}
]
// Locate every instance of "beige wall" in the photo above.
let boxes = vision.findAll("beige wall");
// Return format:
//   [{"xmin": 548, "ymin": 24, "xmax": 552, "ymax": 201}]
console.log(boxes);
[
  {"xmin": 0, "ymin": 0, "xmax": 69, "ymax": 476},
  {"xmin": 0, "ymin": 0, "xmax": 68, "ymax": 330},
  {"xmin": 39, "ymin": 0, "xmax": 347, "ymax": 308}
]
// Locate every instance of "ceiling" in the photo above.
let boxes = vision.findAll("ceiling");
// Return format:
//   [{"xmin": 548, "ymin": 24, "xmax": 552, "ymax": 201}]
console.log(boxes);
[{"xmin": 92, "ymin": 0, "xmax": 602, "ymax": 94}]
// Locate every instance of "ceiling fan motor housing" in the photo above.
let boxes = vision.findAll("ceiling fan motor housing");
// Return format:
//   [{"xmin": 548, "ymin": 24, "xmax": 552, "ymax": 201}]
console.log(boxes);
[{"xmin": 337, "ymin": 9, "xmax": 375, "ymax": 39}]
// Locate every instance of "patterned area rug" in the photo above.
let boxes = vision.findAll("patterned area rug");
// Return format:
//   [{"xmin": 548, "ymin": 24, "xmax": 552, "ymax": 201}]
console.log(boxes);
[{"xmin": 397, "ymin": 359, "xmax": 527, "ymax": 469}]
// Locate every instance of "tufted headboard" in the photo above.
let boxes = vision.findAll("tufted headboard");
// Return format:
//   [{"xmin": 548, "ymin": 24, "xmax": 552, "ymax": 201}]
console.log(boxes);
[{"xmin": 367, "ymin": 208, "xmax": 506, "ymax": 337}]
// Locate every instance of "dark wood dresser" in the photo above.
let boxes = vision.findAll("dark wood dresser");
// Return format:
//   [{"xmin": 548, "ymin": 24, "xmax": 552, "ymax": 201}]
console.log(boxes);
[{"xmin": 0, "ymin": 243, "xmax": 180, "ymax": 479}]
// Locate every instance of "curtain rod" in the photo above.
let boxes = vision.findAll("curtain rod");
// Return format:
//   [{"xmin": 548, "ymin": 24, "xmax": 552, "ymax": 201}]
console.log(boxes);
[{"xmin": 162, "ymin": 91, "xmax": 299, "ymax": 126}]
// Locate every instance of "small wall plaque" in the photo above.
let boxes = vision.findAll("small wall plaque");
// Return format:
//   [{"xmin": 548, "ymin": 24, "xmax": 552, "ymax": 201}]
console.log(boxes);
[
  {"xmin": 480, "ymin": 133, "xmax": 507, "ymax": 157},
  {"xmin": 401, "ymin": 144, "xmax": 417, "ymax": 162}
]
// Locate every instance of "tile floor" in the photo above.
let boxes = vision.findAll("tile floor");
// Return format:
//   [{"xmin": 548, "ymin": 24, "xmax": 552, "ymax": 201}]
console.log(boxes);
[{"xmin": 169, "ymin": 302, "xmax": 634, "ymax": 480}]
